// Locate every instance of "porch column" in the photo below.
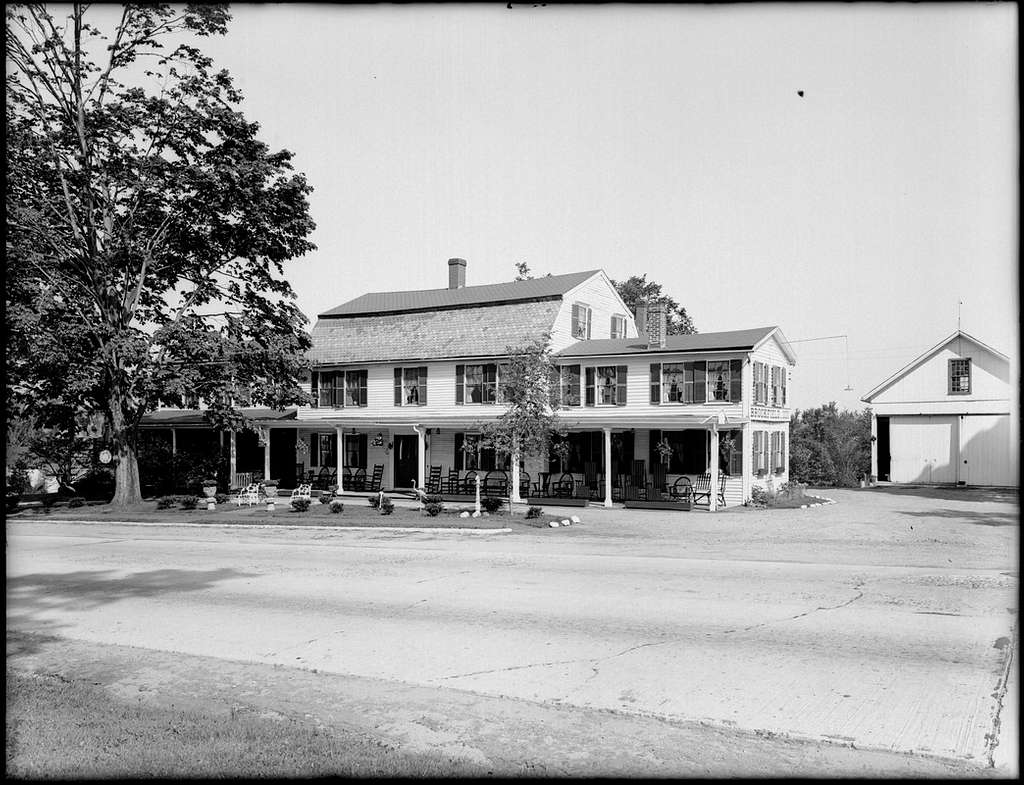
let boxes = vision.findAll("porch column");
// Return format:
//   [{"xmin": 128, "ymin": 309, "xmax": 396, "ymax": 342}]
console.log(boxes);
[
  {"xmin": 709, "ymin": 425, "xmax": 719, "ymax": 512},
  {"xmin": 870, "ymin": 413, "xmax": 878, "ymax": 482},
  {"xmin": 171, "ymin": 428, "xmax": 177, "ymax": 456},
  {"xmin": 263, "ymin": 427, "xmax": 271, "ymax": 482},
  {"xmin": 415, "ymin": 425, "xmax": 425, "ymax": 491},
  {"xmin": 509, "ymin": 435, "xmax": 520, "ymax": 503},
  {"xmin": 229, "ymin": 431, "xmax": 237, "ymax": 487},
  {"xmin": 336, "ymin": 426, "xmax": 345, "ymax": 492},
  {"xmin": 603, "ymin": 427, "xmax": 613, "ymax": 508},
  {"xmin": 741, "ymin": 422, "xmax": 751, "ymax": 504}
]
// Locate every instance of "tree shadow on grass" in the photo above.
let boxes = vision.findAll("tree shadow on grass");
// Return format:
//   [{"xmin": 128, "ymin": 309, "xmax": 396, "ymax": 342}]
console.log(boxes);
[
  {"xmin": 6, "ymin": 568, "xmax": 257, "ymax": 654},
  {"xmin": 899, "ymin": 509, "xmax": 1019, "ymax": 527}
]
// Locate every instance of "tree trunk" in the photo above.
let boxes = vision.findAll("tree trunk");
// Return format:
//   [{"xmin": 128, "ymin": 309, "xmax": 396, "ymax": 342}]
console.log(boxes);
[{"xmin": 111, "ymin": 439, "xmax": 142, "ymax": 506}]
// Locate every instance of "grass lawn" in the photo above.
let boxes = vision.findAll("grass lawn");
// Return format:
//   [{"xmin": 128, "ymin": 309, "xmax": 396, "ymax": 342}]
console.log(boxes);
[
  {"xmin": 6, "ymin": 669, "xmax": 489, "ymax": 778},
  {"xmin": 6, "ymin": 497, "xmax": 549, "ymax": 529}
]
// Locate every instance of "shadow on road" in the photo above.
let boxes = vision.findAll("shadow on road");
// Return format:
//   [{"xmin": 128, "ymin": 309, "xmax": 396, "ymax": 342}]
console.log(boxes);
[
  {"xmin": 6, "ymin": 568, "xmax": 257, "ymax": 654},
  {"xmin": 866, "ymin": 486, "xmax": 1018, "ymax": 504},
  {"xmin": 899, "ymin": 509, "xmax": 1019, "ymax": 527}
]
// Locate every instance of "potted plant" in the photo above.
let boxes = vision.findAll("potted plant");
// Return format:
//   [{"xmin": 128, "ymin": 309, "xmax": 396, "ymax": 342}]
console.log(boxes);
[
  {"xmin": 201, "ymin": 478, "xmax": 218, "ymax": 498},
  {"xmin": 263, "ymin": 479, "xmax": 279, "ymax": 497},
  {"xmin": 655, "ymin": 438, "xmax": 673, "ymax": 466},
  {"xmin": 550, "ymin": 441, "xmax": 571, "ymax": 474}
]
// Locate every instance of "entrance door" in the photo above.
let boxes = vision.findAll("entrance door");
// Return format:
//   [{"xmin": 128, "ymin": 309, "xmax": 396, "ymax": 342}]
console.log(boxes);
[
  {"xmin": 876, "ymin": 416, "xmax": 890, "ymax": 481},
  {"xmin": 393, "ymin": 434, "xmax": 419, "ymax": 490},
  {"xmin": 889, "ymin": 416, "xmax": 956, "ymax": 484},
  {"xmin": 269, "ymin": 428, "xmax": 298, "ymax": 487}
]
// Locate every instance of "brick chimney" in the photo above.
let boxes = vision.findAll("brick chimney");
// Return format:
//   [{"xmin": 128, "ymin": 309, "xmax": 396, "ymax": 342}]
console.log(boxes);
[
  {"xmin": 448, "ymin": 258, "xmax": 467, "ymax": 289},
  {"xmin": 648, "ymin": 302, "xmax": 667, "ymax": 348}
]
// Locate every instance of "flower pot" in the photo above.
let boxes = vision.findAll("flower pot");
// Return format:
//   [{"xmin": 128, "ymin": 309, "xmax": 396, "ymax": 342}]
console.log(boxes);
[{"xmin": 202, "ymin": 485, "xmax": 217, "ymax": 498}]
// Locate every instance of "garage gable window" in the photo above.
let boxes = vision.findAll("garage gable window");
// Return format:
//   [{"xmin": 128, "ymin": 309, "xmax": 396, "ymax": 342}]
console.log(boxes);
[{"xmin": 949, "ymin": 358, "xmax": 971, "ymax": 395}]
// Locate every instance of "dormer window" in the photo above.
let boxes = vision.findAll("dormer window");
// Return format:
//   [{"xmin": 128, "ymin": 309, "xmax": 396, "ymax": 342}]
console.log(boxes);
[
  {"xmin": 571, "ymin": 302, "xmax": 592, "ymax": 340},
  {"xmin": 610, "ymin": 314, "xmax": 627, "ymax": 339},
  {"xmin": 949, "ymin": 358, "xmax": 971, "ymax": 394}
]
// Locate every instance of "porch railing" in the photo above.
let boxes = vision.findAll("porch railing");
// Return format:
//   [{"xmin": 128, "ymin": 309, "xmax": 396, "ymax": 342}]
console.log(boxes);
[{"xmin": 231, "ymin": 471, "xmax": 254, "ymax": 490}]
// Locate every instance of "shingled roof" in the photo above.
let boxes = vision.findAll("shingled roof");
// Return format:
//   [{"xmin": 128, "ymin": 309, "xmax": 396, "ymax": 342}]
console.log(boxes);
[
  {"xmin": 556, "ymin": 326, "xmax": 788, "ymax": 358},
  {"xmin": 318, "ymin": 270, "xmax": 600, "ymax": 318},
  {"xmin": 309, "ymin": 300, "xmax": 563, "ymax": 365}
]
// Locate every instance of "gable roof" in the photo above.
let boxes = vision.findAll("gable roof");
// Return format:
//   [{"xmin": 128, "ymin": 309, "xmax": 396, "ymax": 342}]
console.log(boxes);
[
  {"xmin": 555, "ymin": 326, "xmax": 796, "ymax": 361},
  {"xmin": 310, "ymin": 300, "xmax": 563, "ymax": 365},
  {"xmin": 861, "ymin": 330, "xmax": 1009, "ymax": 403},
  {"xmin": 319, "ymin": 270, "xmax": 601, "ymax": 318}
]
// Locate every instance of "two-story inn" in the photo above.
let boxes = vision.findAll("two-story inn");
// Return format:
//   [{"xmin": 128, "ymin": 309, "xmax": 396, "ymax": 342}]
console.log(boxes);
[{"xmin": 142, "ymin": 259, "xmax": 796, "ymax": 508}]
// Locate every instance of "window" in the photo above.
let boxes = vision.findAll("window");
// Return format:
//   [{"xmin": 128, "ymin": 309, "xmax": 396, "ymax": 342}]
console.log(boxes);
[
  {"xmin": 344, "ymin": 433, "xmax": 367, "ymax": 469},
  {"xmin": 652, "ymin": 361, "xmax": 708, "ymax": 404},
  {"xmin": 571, "ymin": 302, "xmax": 592, "ymax": 340},
  {"xmin": 318, "ymin": 433, "xmax": 336, "ymax": 467},
  {"xmin": 455, "ymin": 432, "xmax": 504, "ymax": 471},
  {"xmin": 313, "ymin": 370, "xmax": 367, "ymax": 408},
  {"xmin": 610, "ymin": 314, "xmax": 627, "ymax": 339},
  {"xmin": 949, "ymin": 358, "xmax": 971, "ymax": 394},
  {"xmin": 707, "ymin": 361, "xmax": 732, "ymax": 402},
  {"xmin": 649, "ymin": 429, "xmax": 707, "ymax": 474},
  {"xmin": 585, "ymin": 365, "xmax": 627, "ymax": 406},
  {"xmin": 770, "ymin": 366, "xmax": 788, "ymax": 407},
  {"xmin": 560, "ymin": 365, "xmax": 581, "ymax": 406},
  {"xmin": 394, "ymin": 367, "xmax": 428, "ymax": 406},
  {"xmin": 772, "ymin": 431, "xmax": 786, "ymax": 473},
  {"xmin": 456, "ymin": 363, "xmax": 498, "ymax": 404}
]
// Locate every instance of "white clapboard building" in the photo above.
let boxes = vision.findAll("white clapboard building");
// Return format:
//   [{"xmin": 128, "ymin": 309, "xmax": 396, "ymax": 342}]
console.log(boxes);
[{"xmin": 861, "ymin": 331, "xmax": 1018, "ymax": 487}]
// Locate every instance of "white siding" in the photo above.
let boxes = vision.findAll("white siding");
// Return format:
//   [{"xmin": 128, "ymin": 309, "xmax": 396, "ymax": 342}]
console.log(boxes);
[
  {"xmin": 870, "ymin": 340, "xmax": 1009, "ymax": 409},
  {"xmin": 550, "ymin": 272, "xmax": 638, "ymax": 350},
  {"xmin": 961, "ymin": 414, "xmax": 1016, "ymax": 487}
]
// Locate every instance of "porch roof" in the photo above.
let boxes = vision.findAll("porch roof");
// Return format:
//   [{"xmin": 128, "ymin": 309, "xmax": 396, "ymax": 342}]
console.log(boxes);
[
  {"xmin": 291, "ymin": 412, "xmax": 747, "ymax": 431},
  {"xmin": 140, "ymin": 408, "xmax": 298, "ymax": 427}
]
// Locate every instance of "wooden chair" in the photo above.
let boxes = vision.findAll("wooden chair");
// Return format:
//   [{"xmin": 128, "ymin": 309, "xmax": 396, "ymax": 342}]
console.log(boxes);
[
  {"xmin": 552, "ymin": 472, "xmax": 576, "ymax": 498},
  {"xmin": 691, "ymin": 474, "xmax": 712, "ymax": 507},
  {"xmin": 426, "ymin": 465, "xmax": 443, "ymax": 494},
  {"xmin": 583, "ymin": 461, "xmax": 599, "ymax": 499},
  {"xmin": 314, "ymin": 466, "xmax": 332, "ymax": 491},
  {"xmin": 518, "ymin": 471, "xmax": 531, "ymax": 499},
  {"xmin": 717, "ymin": 474, "xmax": 728, "ymax": 507},
  {"xmin": 350, "ymin": 467, "xmax": 366, "ymax": 492},
  {"xmin": 366, "ymin": 464, "xmax": 384, "ymax": 492},
  {"xmin": 461, "ymin": 470, "xmax": 477, "ymax": 495},
  {"xmin": 444, "ymin": 469, "xmax": 460, "ymax": 495}
]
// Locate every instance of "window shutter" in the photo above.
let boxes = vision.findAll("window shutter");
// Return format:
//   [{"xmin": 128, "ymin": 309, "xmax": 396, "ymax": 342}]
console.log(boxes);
[
  {"xmin": 781, "ymin": 367, "xmax": 787, "ymax": 406},
  {"xmin": 754, "ymin": 363, "xmax": 763, "ymax": 404},
  {"xmin": 358, "ymin": 371, "xmax": 367, "ymax": 407},
  {"xmin": 693, "ymin": 361, "xmax": 706, "ymax": 403},
  {"xmin": 418, "ymin": 367, "xmax": 428, "ymax": 405},
  {"xmin": 330, "ymin": 433, "xmax": 338, "ymax": 465},
  {"xmin": 762, "ymin": 431, "xmax": 770, "ymax": 472},
  {"xmin": 650, "ymin": 363, "xmax": 661, "ymax": 404},
  {"xmin": 615, "ymin": 365, "xmax": 628, "ymax": 405},
  {"xmin": 394, "ymin": 368, "xmax": 403, "ymax": 406},
  {"xmin": 455, "ymin": 365, "xmax": 464, "ymax": 404},
  {"xmin": 571, "ymin": 303, "xmax": 582, "ymax": 338},
  {"xmin": 484, "ymin": 363, "xmax": 497, "ymax": 405},
  {"xmin": 770, "ymin": 432, "xmax": 778, "ymax": 470},
  {"xmin": 585, "ymin": 367, "xmax": 595, "ymax": 406},
  {"xmin": 568, "ymin": 365, "xmax": 581, "ymax": 406},
  {"xmin": 310, "ymin": 434, "xmax": 319, "ymax": 466},
  {"xmin": 730, "ymin": 360, "xmax": 742, "ymax": 402},
  {"xmin": 586, "ymin": 308, "xmax": 592, "ymax": 339},
  {"xmin": 454, "ymin": 433, "xmax": 464, "ymax": 470},
  {"xmin": 730, "ymin": 431, "xmax": 743, "ymax": 475},
  {"xmin": 311, "ymin": 371, "xmax": 319, "ymax": 408},
  {"xmin": 649, "ymin": 429, "xmax": 661, "ymax": 467},
  {"xmin": 779, "ymin": 432, "xmax": 786, "ymax": 472}
]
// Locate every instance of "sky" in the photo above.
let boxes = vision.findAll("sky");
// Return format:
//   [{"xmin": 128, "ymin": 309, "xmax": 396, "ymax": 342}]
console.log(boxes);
[{"xmin": 95, "ymin": 3, "xmax": 1021, "ymax": 411}]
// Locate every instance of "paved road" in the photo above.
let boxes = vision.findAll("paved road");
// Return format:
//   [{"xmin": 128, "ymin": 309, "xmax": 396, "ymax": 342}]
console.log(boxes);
[{"xmin": 5, "ymin": 488, "xmax": 1018, "ymax": 772}]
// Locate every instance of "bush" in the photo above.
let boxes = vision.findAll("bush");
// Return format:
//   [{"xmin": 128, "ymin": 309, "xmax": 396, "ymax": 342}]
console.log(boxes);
[
  {"xmin": 749, "ymin": 487, "xmax": 770, "ymax": 507},
  {"xmin": 777, "ymin": 481, "xmax": 807, "ymax": 500},
  {"xmin": 41, "ymin": 493, "xmax": 58, "ymax": 510},
  {"xmin": 379, "ymin": 496, "xmax": 394, "ymax": 515},
  {"xmin": 525, "ymin": 505, "xmax": 543, "ymax": 519},
  {"xmin": 329, "ymin": 499, "xmax": 344, "ymax": 514},
  {"xmin": 319, "ymin": 492, "xmax": 333, "ymax": 504},
  {"xmin": 214, "ymin": 492, "xmax": 230, "ymax": 504},
  {"xmin": 7, "ymin": 461, "xmax": 31, "ymax": 495},
  {"xmin": 367, "ymin": 495, "xmax": 380, "ymax": 509},
  {"xmin": 179, "ymin": 496, "xmax": 199, "ymax": 510},
  {"xmin": 423, "ymin": 494, "xmax": 444, "ymax": 505},
  {"xmin": 156, "ymin": 496, "xmax": 176, "ymax": 510},
  {"xmin": 291, "ymin": 497, "xmax": 312, "ymax": 512},
  {"xmin": 423, "ymin": 502, "xmax": 444, "ymax": 517},
  {"xmin": 68, "ymin": 496, "xmax": 86, "ymax": 508},
  {"xmin": 481, "ymin": 497, "xmax": 503, "ymax": 513}
]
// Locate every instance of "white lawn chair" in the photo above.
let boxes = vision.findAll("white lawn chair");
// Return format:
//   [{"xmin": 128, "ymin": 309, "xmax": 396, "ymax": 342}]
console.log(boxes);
[
  {"xmin": 290, "ymin": 483, "xmax": 313, "ymax": 502},
  {"xmin": 234, "ymin": 483, "xmax": 262, "ymax": 507}
]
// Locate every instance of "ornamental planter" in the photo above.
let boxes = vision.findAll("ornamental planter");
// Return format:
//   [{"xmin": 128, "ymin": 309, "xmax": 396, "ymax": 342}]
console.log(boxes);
[
  {"xmin": 201, "ymin": 481, "xmax": 218, "ymax": 498},
  {"xmin": 263, "ymin": 481, "xmax": 278, "ymax": 511}
]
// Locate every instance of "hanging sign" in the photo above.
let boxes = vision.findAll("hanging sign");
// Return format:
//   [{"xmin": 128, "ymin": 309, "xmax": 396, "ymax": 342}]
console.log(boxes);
[{"xmin": 98, "ymin": 449, "xmax": 112, "ymax": 465}]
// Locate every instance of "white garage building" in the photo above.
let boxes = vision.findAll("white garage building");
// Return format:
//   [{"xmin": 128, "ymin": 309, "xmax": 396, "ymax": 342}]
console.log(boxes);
[{"xmin": 862, "ymin": 331, "xmax": 1018, "ymax": 487}]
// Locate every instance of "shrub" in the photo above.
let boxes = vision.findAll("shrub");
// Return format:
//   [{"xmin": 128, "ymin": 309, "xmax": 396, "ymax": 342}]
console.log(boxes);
[
  {"xmin": 291, "ymin": 497, "xmax": 312, "ymax": 512},
  {"xmin": 214, "ymin": 492, "xmax": 230, "ymax": 505},
  {"xmin": 367, "ymin": 495, "xmax": 380, "ymax": 509},
  {"xmin": 179, "ymin": 496, "xmax": 199, "ymax": 510},
  {"xmin": 379, "ymin": 496, "xmax": 394, "ymax": 515},
  {"xmin": 525, "ymin": 505, "xmax": 543, "ymax": 519},
  {"xmin": 481, "ymin": 496, "xmax": 503, "ymax": 513},
  {"xmin": 68, "ymin": 496, "xmax": 86, "ymax": 508},
  {"xmin": 41, "ymin": 493, "xmax": 58, "ymax": 510},
  {"xmin": 329, "ymin": 499, "xmax": 344, "ymax": 514},
  {"xmin": 423, "ymin": 502, "xmax": 444, "ymax": 517},
  {"xmin": 156, "ymin": 496, "xmax": 176, "ymax": 510},
  {"xmin": 319, "ymin": 492, "xmax": 333, "ymax": 504},
  {"xmin": 423, "ymin": 494, "xmax": 444, "ymax": 505},
  {"xmin": 74, "ymin": 468, "xmax": 116, "ymax": 501},
  {"xmin": 7, "ymin": 461, "xmax": 31, "ymax": 495},
  {"xmin": 749, "ymin": 487, "xmax": 770, "ymax": 507},
  {"xmin": 777, "ymin": 481, "xmax": 806, "ymax": 501}
]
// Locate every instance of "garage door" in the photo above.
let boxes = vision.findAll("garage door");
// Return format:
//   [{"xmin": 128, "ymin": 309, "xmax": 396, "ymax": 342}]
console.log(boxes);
[
  {"xmin": 960, "ymin": 414, "xmax": 1015, "ymax": 487},
  {"xmin": 889, "ymin": 416, "xmax": 957, "ymax": 484}
]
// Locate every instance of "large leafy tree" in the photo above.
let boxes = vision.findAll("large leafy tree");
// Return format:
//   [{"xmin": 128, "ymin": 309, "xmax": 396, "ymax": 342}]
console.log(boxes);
[
  {"xmin": 6, "ymin": 4, "xmax": 316, "ymax": 506},
  {"xmin": 611, "ymin": 274, "xmax": 697, "ymax": 335}
]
